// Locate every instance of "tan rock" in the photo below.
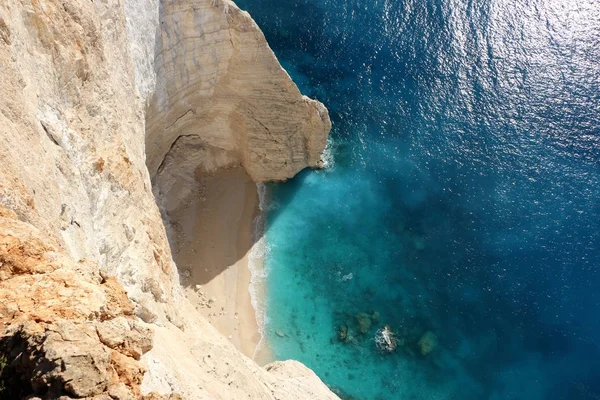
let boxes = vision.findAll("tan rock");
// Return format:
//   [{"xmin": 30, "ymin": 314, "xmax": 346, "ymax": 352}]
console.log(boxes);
[
  {"xmin": 101, "ymin": 278, "xmax": 136, "ymax": 320},
  {"xmin": 97, "ymin": 317, "xmax": 153, "ymax": 360},
  {"xmin": 110, "ymin": 350, "xmax": 147, "ymax": 395},
  {"xmin": 44, "ymin": 327, "xmax": 112, "ymax": 397}
]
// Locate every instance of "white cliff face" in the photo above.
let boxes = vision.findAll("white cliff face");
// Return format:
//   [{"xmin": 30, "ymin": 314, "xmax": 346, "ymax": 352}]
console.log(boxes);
[
  {"xmin": 122, "ymin": 0, "xmax": 161, "ymax": 100},
  {"xmin": 0, "ymin": 0, "xmax": 180, "ymax": 326},
  {"xmin": 0, "ymin": 0, "xmax": 335, "ymax": 398},
  {"xmin": 146, "ymin": 0, "xmax": 331, "ymax": 182}
]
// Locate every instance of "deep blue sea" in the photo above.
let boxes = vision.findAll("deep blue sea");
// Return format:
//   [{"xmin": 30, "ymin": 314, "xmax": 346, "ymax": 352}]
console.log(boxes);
[{"xmin": 236, "ymin": 0, "xmax": 600, "ymax": 398}]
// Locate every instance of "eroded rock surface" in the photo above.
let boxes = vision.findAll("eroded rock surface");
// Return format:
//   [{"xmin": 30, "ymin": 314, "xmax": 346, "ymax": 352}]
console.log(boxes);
[
  {"xmin": 0, "ymin": 212, "xmax": 167, "ymax": 399},
  {"xmin": 146, "ymin": 0, "xmax": 331, "ymax": 182}
]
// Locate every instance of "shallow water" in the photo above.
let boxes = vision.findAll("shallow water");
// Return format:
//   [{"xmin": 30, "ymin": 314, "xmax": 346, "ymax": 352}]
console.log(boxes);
[{"xmin": 235, "ymin": 0, "xmax": 600, "ymax": 398}]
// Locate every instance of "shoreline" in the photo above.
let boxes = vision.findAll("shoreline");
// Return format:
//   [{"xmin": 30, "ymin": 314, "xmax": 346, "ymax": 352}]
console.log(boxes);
[
  {"xmin": 243, "ymin": 182, "xmax": 274, "ymax": 365},
  {"xmin": 168, "ymin": 166, "xmax": 273, "ymax": 363},
  {"xmin": 248, "ymin": 183, "xmax": 274, "ymax": 365}
]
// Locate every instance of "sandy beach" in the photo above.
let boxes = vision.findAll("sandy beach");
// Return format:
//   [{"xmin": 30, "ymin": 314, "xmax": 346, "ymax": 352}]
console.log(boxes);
[{"xmin": 166, "ymin": 166, "xmax": 272, "ymax": 363}]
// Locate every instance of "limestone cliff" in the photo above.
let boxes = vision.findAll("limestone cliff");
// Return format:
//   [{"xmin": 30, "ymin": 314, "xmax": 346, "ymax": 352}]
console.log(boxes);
[
  {"xmin": 146, "ymin": 0, "xmax": 331, "ymax": 182},
  {"xmin": 0, "ymin": 0, "xmax": 335, "ymax": 398}
]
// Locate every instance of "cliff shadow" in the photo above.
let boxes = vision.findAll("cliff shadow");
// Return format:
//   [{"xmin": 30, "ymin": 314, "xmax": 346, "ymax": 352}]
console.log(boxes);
[{"xmin": 150, "ymin": 136, "xmax": 262, "ymax": 288}]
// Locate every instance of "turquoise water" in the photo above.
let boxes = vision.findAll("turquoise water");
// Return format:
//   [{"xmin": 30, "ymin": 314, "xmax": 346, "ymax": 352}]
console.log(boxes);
[{"xmin": 237, "ymin": 0, "xmax": 600, "ymax": 398}]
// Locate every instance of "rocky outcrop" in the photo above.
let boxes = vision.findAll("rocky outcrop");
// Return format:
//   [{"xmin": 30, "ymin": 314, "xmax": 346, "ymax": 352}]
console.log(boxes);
[
  {"xmin": 0, "ymin": 211, "xmax": 165, "ymax": 399},
  {"xmin": 0, "ymin": 0, "xmax": 335, "ymax": 398},
  {"xmin": 146, "ymin": 0, "xmax": 331, "ymax": 182}
]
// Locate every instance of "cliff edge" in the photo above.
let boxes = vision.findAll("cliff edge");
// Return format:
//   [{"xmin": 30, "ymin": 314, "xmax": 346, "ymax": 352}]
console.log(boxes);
[
  {"xmin": 146, "ymin": 0, "xmax": 331, "ymax": 182},
  {"xmin": 0, "ymin": 0, "xmax": 336, "ymax": 398}
]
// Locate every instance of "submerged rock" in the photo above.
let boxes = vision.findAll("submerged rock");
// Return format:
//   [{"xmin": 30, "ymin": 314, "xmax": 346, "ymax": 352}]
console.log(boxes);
[
  {"xmin": 338, "ymin": 326, "xmax": 347, "ymax": 341},
  {"xmin": 356, "ymin": 313, "xmax": 372, "ymax": 334},
  {"xmin": 338, "ymin": 326, "xmax": 353, "ymax": 343},
  {"xmin": 371, "ymin": 311, "xmax": 380, "ymax": 323},
  {"xmin": 337, "ymin": 326, "xmax": 355, "ymax": 344},
  {"xmin": 418, "ymin": 331, "xmax": 438, "ymax": 355}
]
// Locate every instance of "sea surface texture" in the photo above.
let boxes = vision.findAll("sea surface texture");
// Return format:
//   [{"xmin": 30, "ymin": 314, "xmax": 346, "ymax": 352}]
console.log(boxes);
[{"xmin": 236, "ymin": 0, "xmax": 600, "ymax": 398}]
